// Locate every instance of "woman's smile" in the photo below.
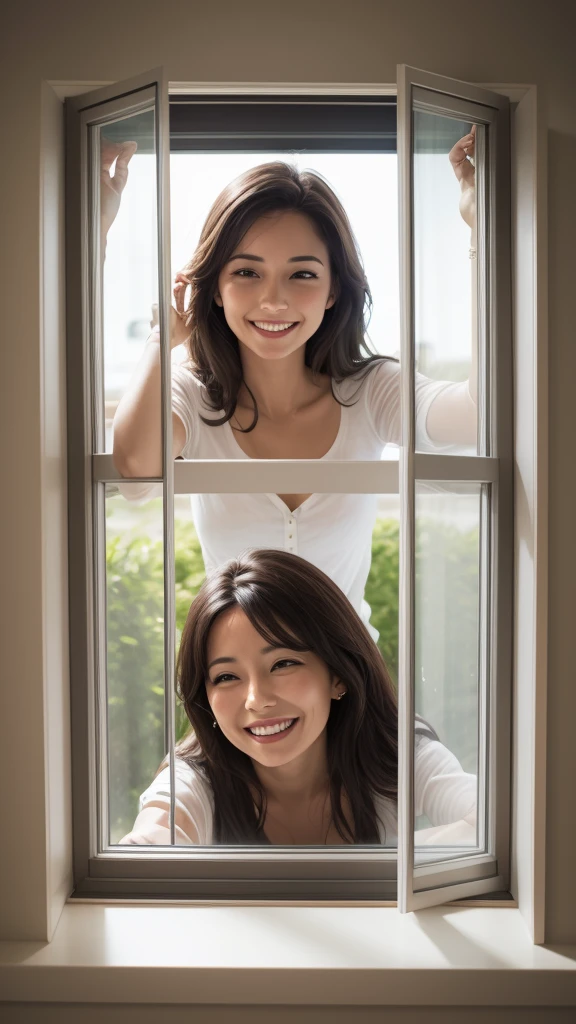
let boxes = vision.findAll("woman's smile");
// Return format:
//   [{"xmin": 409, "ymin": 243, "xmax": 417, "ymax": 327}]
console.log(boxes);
[
  {"xmin": 244, "ymin": 716, "xmax": 300, "ymax": 743},
  {"xmin": 249, "ymin": 319, "xmax": 300, "ymax": 339}
]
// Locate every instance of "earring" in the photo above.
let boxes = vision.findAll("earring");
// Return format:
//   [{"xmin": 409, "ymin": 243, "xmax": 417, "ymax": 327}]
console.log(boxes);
[
  {"xmin": 336, "ymin": 691, "xmax": 347, "ymax": 700},
  {"xmin": 212, "ymin": 719, "xmax": 218, "ymax": 729}
]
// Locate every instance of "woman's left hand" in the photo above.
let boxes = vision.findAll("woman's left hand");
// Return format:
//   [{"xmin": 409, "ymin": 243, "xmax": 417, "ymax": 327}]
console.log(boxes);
[{"xmin": 449, "ymin": 125, "xmax": 476, "ymax": 231}]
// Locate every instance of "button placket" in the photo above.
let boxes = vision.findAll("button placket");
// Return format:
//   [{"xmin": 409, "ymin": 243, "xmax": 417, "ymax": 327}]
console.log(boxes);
[{"xmin": 285, "ymin": 511, "xmax": 298, "ymax": 554}]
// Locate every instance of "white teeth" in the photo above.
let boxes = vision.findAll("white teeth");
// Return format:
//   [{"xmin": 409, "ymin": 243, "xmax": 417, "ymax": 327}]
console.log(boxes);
[
  {"xmin": 249, "ymin": 719, "xmax": 296, "ymax": 737},
  {"xmin": 253, "ymin": 321, "xmax": 295, "ymax": 332}
]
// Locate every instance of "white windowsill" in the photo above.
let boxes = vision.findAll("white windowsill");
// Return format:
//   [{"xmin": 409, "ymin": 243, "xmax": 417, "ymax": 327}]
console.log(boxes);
[{"xmin": 1, "ymin": 904, "xmax": 575, "ymax": 1006}]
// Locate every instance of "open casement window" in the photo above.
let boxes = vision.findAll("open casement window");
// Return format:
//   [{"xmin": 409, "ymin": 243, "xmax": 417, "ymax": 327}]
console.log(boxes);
[
  {"xmin": 66, "ymin": 67, "xmax": 512, "ymax": 905},
  {"xmin": 396, "ymin": 66, "xmax": 511, "ymax": 910},
  {"xmin": 66, "ymin": 69, "xmax": 177, "ymax": 875}
]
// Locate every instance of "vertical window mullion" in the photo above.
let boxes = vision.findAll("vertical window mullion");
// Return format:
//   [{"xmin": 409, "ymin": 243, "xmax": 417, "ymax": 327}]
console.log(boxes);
[
  {"xmin": 396, "ymin": 63, "xmax": 417, "ymax": 915},
  {"xmin": 156, "ymin": 74, "xmax": 177, "ymax": 846}
]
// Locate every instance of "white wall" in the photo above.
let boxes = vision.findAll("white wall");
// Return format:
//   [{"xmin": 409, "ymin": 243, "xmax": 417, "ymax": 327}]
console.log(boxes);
[{"xmin": 0, "ymin": 0, "xmax": 574, "ymax": 951}]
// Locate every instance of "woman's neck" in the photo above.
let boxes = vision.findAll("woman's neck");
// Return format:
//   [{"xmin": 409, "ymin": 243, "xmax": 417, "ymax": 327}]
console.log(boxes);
[
  {"xmin": 238, "ymin": 345, "xmax": 326, "ymax": 420},
  {"xmin": 252, "ymin": 732, "xmax": 330, "ymax": 807}
]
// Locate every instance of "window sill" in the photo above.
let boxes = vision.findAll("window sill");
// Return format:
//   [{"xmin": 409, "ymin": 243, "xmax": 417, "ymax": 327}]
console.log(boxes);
[{"xmin": 0, "ymin": 904, "xmax": 575, "ymax": 1007}]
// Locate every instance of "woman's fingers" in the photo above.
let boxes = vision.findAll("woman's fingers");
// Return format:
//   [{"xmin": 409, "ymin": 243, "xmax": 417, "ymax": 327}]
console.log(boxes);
[
  {"xmin": 174, "ymin": 279, "xmax": 186, "ymax": 315},
  {"xmin": 150, "ymin": 299, "xmax": 190, "ymax": 349},
  {"xmin": 449, "ymin": 126, "xmax": 476, "ymax": 189},
  {"xmin": 110, "ymin": 141, "xmax": 138, "ymax": 195},
  {"xmin": 173, "ymin": 272, "xmax": 191, "ymax": 316}
]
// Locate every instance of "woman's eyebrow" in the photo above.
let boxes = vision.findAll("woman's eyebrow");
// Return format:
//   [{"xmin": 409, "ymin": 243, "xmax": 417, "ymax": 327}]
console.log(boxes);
[
  {"xmin": 228, "ymin": 253, "xmax": 324, "ymax": 265},
  {"xmin": 208, "ymin": 656, "xmax": 237, "ymax": 670},
  {"xmin": 207, "ymin": 645, "xmax": 290, "ymax": 670}
]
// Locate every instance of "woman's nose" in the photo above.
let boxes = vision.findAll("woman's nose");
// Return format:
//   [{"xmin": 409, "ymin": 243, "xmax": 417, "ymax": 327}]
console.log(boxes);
[
  {"xmin": 259, "ymin": 281, "xmax": 288, "ymax": 312},
  {"xmin": 244, "ymin": 676, "xmax": 277, "ymax": 712}
]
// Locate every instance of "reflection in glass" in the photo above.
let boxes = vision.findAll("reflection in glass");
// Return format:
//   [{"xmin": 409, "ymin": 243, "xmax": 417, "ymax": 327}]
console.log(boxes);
[
  {"xmin": 413, "ymin": 110, "xmax": 480, "ymax": 453},
  {"xmin": 414, "ymin": 483, "xmax": 481, "ymax": 854},
  {"xmin": 97, "ymin": 108, "xmax": 158, "ymax": 452}
]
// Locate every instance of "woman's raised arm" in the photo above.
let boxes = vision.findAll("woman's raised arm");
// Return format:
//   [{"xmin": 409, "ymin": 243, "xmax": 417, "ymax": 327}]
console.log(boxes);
[
  {"xmin": 424, "ymin": 126, "xmax": 478, "ymax": 448},
  {"xmin": 112, "ymin": 281, "xmax": 190, "ymax": 478}
]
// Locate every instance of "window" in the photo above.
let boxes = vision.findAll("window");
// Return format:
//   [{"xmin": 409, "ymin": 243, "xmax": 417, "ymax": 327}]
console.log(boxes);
[{"xmin": 66, "ymin": 67, "xmax": 511, "ymax": 907}]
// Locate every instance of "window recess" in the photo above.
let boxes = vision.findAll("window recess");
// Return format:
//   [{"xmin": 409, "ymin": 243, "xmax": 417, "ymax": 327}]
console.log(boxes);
[{"xmin": 66, "ymin": 67, "xmax": 512, "ymax": 907}]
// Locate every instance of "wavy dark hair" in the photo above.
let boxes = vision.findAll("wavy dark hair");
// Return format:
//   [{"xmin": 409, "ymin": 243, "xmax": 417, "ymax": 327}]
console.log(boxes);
[
  {"xmin": 181, "ymin": 161, "xmax": 387, "ymax": 431},
  {"xmin": 175, "ymin": 549, "xmax": 402, "ymax": 845}
]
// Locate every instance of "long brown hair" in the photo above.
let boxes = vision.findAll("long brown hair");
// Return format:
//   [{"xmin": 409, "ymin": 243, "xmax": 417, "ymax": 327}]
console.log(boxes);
[
  {"xmin": 181, "ymin": 162, "xmax": 386, "ymax": 431},
  {"xmin": 176, "ymin": 549, "xmax": 399, "ymax": 844}
]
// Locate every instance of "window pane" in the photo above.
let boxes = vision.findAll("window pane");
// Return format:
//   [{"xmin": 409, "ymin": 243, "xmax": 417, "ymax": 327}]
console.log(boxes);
[
  {"xmin": 413, "ymin": 482, "xmax": 482, "ymax": 858},
  {"xmin": 98, "ymin": 108, "xmax": 158, "ymax": 452},
  {"xmin": 413, "ymin": 110, "xmax": 480, "ymax": 454},
  {"xmin": 106, "ymin": 484, "xmax": 165, "ymax": 845}
]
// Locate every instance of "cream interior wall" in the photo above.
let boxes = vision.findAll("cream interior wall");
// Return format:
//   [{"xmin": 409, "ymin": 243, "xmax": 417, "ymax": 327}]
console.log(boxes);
[{"xmin": 0, "ymin": 0, "xmax": 574, "ymax": 944}]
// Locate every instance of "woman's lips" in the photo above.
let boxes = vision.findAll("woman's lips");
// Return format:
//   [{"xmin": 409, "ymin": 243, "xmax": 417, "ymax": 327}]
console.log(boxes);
[
  {"xmin": 249, "ymin": 321, "xmax": 299, "ymax": 340},
  {"xmin": 244, "ymin": 718, "xmax": 299, "ymax": 744}
]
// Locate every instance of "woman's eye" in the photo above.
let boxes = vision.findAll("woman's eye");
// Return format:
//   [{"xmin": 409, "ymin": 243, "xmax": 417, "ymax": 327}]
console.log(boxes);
[
  {"xmin": 233, "ymin": 268, "xmax": 258, "ymax": 278},
  {"xmin": 271, "ymin": 659, "xmax": 302, "ymax": 671},
  {"xmin": 211, "ymin": 672, "xmax": 238, "ymax": 684},
  {"xmin": 291, "ymin": 270, "xmax": 318, "ymax": 280}
]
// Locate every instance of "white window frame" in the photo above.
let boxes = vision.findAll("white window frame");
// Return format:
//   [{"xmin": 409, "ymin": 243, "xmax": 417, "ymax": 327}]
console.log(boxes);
[{"xmin": 60, "ymin": 72, "xmax": 547, "ymax": 934}]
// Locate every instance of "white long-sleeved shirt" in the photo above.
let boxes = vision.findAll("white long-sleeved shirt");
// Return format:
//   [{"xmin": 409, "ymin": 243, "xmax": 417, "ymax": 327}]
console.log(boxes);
[{"xmin": 120, "ymin": 735, "xmax": 477, "ymax": 847}]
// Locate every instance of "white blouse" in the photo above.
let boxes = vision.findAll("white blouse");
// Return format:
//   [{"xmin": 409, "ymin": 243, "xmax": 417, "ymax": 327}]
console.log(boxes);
[
  {"xmin": 120, "ymin": 735, "xmax": 477, "ymax": 847},
  {"xmin": 170, "ymin": 359, "xmax": 471, "ymax": 635}
]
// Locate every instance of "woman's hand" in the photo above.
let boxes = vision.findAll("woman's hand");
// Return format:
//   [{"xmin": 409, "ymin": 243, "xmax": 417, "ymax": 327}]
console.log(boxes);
[
  {"xmin": 100, "ymin": 137, "xmax": 138, "ymax": 245},
  {"xmin": 149, "ymin": 272, "xmax": 191, "ymax": 350},
  {"xmin": 449, "ymin": 125, "xmax": 476, "ymax": 232}
]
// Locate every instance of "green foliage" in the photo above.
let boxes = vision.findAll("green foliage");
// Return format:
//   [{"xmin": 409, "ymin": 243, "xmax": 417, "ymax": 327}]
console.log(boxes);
[
  {"xmin": 106, "ymin": 515, "xmax": 206, "ymax": 842},
  {"xmin": 364, "ymin": 518, "xmax": 400, "ymax": 681}
]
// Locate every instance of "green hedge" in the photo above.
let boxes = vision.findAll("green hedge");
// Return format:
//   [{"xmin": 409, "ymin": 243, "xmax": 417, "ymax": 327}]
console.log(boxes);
[{"xmin": 106, "ymin": 514, "xmax": 478, "ymax": 842}]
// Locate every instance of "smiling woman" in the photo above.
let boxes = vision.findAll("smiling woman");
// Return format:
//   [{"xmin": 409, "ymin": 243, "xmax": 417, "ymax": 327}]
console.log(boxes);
[
  {"xmin": 112, "ymin": 158, "xmax": 477, "ymax": 636},
  {"xmin": 119, "ymin": 550, "xmax": 476, "ymax": 847}
]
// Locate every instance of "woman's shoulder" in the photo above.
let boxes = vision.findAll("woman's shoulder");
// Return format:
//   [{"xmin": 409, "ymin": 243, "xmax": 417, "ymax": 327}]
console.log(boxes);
[
  {"xmin": 334, "ymin": 356, "xmax": 400, "ymax": 401},
  {"xmin": 172, "ymin": 359, "xmax": 208, "ymax": 400},
  {"xmin": 141, "ymin": 756, "xmax": 214, "ymax": 808}
]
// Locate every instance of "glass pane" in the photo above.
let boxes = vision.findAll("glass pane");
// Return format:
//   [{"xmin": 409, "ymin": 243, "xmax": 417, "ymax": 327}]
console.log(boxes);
[
  {"xmin": 413, "ymin": 482, "xmax": 481, "ymax": 863},
  {"xmin": 106, "ymin": 484, "xmax": 165, "ymax": 845},
  {"xmin": 413, "ymin": 109, "xmax": 481, "ymax": 454},
  {"xmin": 96, "ymin": 108, "xmax": 159, "ymax": 452}
]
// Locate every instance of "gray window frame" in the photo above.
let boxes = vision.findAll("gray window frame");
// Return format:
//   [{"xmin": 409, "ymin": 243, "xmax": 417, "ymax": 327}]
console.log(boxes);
[{"xmin": 65, "ymin": 69, "xmax": 513, "ymax": 904}]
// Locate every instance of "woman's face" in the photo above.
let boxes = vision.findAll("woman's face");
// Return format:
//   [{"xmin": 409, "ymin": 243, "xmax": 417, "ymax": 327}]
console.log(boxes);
[
  {"xmin": 205, "ymin": 606, "xmax": 343, "ymax": 768},
  {"xmin": 215, "ymin": 210, "xmax": 335, "ymax": 361}
]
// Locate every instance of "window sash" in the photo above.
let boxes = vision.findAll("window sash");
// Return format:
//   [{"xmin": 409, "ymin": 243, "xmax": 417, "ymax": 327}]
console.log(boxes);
[
  {"xmin": 396, "ymin": 64, "xmax": 512, "ymax": 912},
  {"xmin": 66, "ymin": 68, "xmax": 176, "ymax": 878}
]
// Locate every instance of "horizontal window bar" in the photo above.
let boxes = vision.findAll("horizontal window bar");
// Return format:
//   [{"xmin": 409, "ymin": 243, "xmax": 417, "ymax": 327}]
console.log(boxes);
[
  {"xmin": 93, "ymin": 454, "xmax": 498, "ymax": 491},
  {"xmin": 73, "ymin": 877, "xmax": 399, "ymax": 900},
  {"xmin": 413, "ymin": 454, "xmax": 499, "ymax": 482},
  {"xmin": 90, "ymin": 852, "xmax": 397, "ymax": 880}
]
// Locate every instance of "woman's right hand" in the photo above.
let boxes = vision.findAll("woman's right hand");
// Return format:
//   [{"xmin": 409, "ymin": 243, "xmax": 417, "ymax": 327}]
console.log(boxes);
[
  {"xmin": 100, "ymin": 137, "xmax": 138, "ymax": 244},
  {"xmin": 149, "ymin": 272, "xmax": 191, "ymax": 350}
]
